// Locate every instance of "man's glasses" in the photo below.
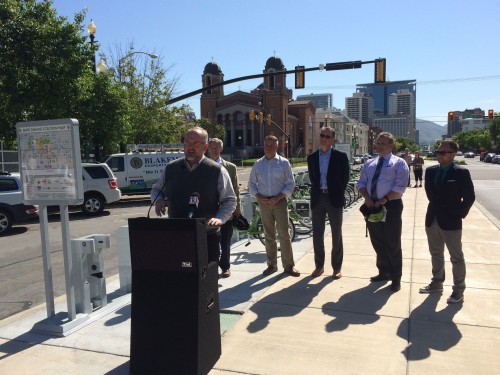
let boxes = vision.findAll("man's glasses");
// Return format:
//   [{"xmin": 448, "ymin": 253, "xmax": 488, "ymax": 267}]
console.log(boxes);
[
  {"xmin": 320, "ymin": 134, "xmax": 332, "ymax": 139},
  {"xmin": 436, "ymin": 151, "xmax": 455, "ymax": 156}
]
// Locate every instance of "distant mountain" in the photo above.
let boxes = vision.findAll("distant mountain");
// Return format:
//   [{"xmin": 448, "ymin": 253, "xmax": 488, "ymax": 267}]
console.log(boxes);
[{"xmin": 416, "ymin": 119, "xmax": 447, "ymax": 145}]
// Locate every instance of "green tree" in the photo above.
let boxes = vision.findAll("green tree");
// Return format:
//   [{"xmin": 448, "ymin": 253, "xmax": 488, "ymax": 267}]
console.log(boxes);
[
  {"xmin": 0, "ymin": 0, "xmax": 93, "ymax": 146},
  {"xmin": 395, "ymin": 137, "xmax": 418, "ymax": 153},
  {"xmin": 488, "ymin": 117, "xmax": 500, "ymax": 150},
  {"xmin": 195, "ymin": 117, "xmax": 225, "ymax": 139},
  {"xmin": 111, "ymin": 47, "xmax": 187, "ymax": 147},
  {"xmin": 78, "ymin": 72, "xmax": 131, "ymax": 160}
]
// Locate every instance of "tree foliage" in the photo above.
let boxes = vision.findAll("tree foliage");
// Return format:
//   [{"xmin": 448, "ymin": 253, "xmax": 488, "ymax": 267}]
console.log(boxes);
[
  {"xmin": 395, "ymin": 137, "xmax": 419, "ymax": 153},
  {"xmin": 0, "ymin": 0, "xmax": 92, "ymax": 146},
  {"xmin": 194, "ymin": 117, "xmax": 225, "ymax": 139},
  {"xmin": 0, "ymin": 1, "xmax": 190, "ymax": 158}
]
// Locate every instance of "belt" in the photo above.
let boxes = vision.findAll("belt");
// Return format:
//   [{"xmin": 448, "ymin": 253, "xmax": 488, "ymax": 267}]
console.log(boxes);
[{"xmin": 320, "ymin": 189, "xmax": 329, "ymax": 193}]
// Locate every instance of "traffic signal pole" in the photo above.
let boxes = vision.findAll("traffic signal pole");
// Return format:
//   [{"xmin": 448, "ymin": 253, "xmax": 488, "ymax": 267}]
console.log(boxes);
[{"xmin": 166, "ymin": 59, "xmax": 385, "ymax": 105}]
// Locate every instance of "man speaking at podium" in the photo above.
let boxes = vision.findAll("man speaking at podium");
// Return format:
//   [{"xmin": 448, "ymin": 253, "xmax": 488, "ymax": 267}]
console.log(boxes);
[{"xmin": 151, "ymin": 127, "xmax": 237, "ymax": 264}]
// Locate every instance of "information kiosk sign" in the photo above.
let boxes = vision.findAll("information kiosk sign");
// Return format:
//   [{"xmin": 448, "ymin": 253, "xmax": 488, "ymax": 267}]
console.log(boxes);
[{"xmin": 16, "ymin": 118, "xmax": 83, "ymax": 205}]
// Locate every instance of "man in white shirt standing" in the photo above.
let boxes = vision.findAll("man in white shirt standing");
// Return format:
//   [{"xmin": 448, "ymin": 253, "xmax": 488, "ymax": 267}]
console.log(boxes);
[{"xmin": 248, "ymin": 135, "xmax": 299, "ymax": 277}]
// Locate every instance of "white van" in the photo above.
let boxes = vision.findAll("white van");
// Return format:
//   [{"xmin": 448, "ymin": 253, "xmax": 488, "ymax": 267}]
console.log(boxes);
[{"xmin": 105, "ymin": 151, "xmax": 184, "ymax": 195}]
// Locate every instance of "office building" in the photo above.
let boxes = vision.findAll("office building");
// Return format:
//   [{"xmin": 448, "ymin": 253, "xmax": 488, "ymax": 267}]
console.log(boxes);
[
  {"xmin": 296, "ymin": 93, "xmax": 333, "ymax": 109},
  {"xmin": 345, "ymin": 92, "xmax": 374, "ymax": 127}
]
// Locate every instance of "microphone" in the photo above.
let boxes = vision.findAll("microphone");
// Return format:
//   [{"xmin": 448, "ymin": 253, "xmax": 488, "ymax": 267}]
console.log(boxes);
[{"xmin": 187, "ymin": 192, "xmax": 200, "ymax": 218}]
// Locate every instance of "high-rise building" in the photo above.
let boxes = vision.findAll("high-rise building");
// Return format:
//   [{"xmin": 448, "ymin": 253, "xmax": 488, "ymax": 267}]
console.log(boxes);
[
  {"xmin": 356, "ymin": 80, "xmax": 416, "ymax": 115},
  {"xmin": 345, "ymin": 92, "xmax": 374, "ymax": 126},
  {"xmin": 356, "ymin": 80, "xmax": 417, "ymax": 141},
  {"xmin": 389, "ymin": 89, "xmax": 415, "ymax": 118},
  {"xmin": 373, "ymin": 115, "xmax": 412, "ymax": 139},
  {"xmin": 296, "ymin": 93, "xmax": 332, "ymax": 109}
]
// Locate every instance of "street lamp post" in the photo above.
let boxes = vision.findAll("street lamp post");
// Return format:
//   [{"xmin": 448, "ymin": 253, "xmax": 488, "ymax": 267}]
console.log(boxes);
[
  {"xmin": 87, "ymin": 20, "xmax": 97, "ymax": 72},
  {"xmin": 118, "ymin": 51, "xmax": 158, "ymax": 81},
  {"xmin": 352, "ymin": 125, "xmax": 357, "ymax": 158}
]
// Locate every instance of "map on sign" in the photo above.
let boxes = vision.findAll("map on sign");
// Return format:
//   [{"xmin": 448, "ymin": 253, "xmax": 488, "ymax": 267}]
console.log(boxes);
[{"xmin": 16, "ymin": 119, "xmax": 84, "ymax": 205}]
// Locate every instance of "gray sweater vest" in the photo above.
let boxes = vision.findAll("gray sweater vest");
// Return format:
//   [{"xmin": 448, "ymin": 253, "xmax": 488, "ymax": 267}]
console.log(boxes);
[{"xmin": 165, "ymin": 157, "xmax": 221, "ymax": 219}]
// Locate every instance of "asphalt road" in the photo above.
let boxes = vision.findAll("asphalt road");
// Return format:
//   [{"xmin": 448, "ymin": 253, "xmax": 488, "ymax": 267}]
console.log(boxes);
[{"xmin": 0, "ymin": 158, "xmax": 498, "ymax": 321}]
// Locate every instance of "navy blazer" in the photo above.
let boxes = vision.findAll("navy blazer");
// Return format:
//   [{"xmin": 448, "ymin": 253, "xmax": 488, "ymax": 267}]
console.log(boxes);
[
  {"xmin": 424, "ymin": 163, "xmax": 475, "ymax": 230},
  {"xmin": 307, "ymin": 148, "xmax": 350, "ymax": 209}
]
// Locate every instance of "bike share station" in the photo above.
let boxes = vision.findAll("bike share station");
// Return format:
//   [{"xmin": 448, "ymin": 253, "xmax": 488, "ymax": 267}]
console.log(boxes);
[{"xmin": 15, "ymin": 119, "xmax": 129, "ymax": 336}]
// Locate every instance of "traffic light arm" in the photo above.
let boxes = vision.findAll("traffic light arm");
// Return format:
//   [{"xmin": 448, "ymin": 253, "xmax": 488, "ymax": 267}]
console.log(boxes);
[{"xmin": 166, "ymin": 59, "xmax": 385, "ymax": 105}]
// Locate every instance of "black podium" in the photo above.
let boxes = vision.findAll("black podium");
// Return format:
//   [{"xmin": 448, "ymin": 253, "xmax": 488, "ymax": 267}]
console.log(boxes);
[{"xmin": 128, "ymin": 217, "xmax": 221, "ymax": 375}]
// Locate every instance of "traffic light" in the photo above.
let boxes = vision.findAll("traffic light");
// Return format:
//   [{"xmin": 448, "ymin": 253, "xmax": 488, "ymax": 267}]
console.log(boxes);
[
  {"xmin": 267, "ymin": 114, "xmax": 272, "ymax": 125},
  {"xmin": 250, "ymin": 110, "xmax": 256, "ymax": 121},
  {"xmin": 488, "ymin": 109, "xmax": 494, "ymax": 119},
  {"xmin": 258, "ymin": 112, "xmax": 264, "ymax": 124},
  {"xmin": 448, "ymin": 111, "xmax": 454, "ymax": 121},
  {"xmin": 294, "ymin": 65, "xmax": 305, "ymax": 89},
  {"xmin": 374, "ymin": 58, "xmax": 386, "ymax": 83}
]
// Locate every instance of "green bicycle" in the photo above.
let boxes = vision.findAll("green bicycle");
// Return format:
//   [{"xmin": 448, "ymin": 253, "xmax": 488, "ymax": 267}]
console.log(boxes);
[{"xmin": 235, "ymin": 201, "xmax": 296, "ymax": 247}]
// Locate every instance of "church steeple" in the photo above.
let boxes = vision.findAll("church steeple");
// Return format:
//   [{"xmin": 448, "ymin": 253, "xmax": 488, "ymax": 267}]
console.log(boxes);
[
  {"xmin": 200, "ymin": 61, "xmax": 224, "ymax": 121},
  {"xmin": 263, "ymin": 56, "xmax": 286, "ymax": 90}
]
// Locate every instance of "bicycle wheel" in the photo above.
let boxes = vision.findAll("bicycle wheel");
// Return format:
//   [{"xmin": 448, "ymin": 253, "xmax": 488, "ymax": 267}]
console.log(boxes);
[
  {"xmin": 257, "ymin": 218, "xmax": 296, "ymax": 246},
  {"xmin": 344, "ymin": 186, "xmax": 353, "ymax": 208}
]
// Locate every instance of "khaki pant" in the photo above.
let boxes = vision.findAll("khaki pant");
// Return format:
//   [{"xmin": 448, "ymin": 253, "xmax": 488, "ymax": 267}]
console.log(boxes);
[
  {"xmin": 425, "ymin": 218, "xmax": 466, "ymax": 294},
  {"xmin": 258, "ymin": 199, "xmax": 295, "ymax": 270}
]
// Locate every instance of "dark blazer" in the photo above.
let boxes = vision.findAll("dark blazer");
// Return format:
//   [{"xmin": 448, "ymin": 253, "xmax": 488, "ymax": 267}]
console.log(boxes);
[
  {"xmin": 424, "ymin": 163, "xmax": 475, "ymax": 230},
  {"xmin": 307, "ymin": 148, "xmax": 350, "ymax": 208}
]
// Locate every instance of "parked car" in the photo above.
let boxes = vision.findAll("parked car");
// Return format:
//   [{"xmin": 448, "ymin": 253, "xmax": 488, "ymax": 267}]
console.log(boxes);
[
  {"xmin": 80, "ymin": 163, "xmax": 122, "ymax": 215},
  {"xmin": 492, "ymin": 155, "xmax": 500, "ymax": 164},
  {"xmin": 464, "ymin": 152, "xmax": 475, "ymax": 158},
  {"xmin": 484, "ymin": 153, "xmax": 496, "ymax": 163},
  {"xmin": 456, "ymin": 151, "xmax": 463, "ymax": 156},
  {"xmin": 0, "ymin": 171, "xmax": 39, "ymax": 235}
]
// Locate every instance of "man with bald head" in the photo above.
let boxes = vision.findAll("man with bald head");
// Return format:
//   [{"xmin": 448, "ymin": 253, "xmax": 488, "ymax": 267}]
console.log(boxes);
[{"xmin": 151, "ymin": 127, "xmax": 237, "ymax": 264}]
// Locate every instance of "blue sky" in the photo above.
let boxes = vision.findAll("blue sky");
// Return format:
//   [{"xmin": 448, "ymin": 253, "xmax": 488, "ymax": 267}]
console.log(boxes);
[{"xmin": 52, "ymin": 0, "xmax": 500, "ymax": 126}]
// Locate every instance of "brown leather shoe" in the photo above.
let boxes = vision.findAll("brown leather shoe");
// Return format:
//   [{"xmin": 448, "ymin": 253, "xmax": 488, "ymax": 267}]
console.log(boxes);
[
  {"xmin": 333, "ymin": 271, "xmax": 342, "ymax": 280},
  {"xmin": 263, "ymin": 266, "xmax": 278, "ymax": 276},
  {"xmin": 222, "ymin": 269, "xmax": 231, "ymax": 278},
  {"xmin": 311, "ymin": 267, "xmax": 324, "ymax": 277},
  {"xmin": 284, "ymin": 267, "xmax": 300, "ymax": 277}
]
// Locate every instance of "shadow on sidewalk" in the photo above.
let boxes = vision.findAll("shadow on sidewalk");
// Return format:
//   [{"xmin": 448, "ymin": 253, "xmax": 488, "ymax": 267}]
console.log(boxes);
[
  {"xmin": 218, "ymin": 273, "xmax": 282, "ymax": 311},
  {"xmin": 246, "ymin": 277, "xmax": 331, "ymax": 333},
  {"xmin": 322, "ymin": 282, "xmax": 393, "ymax": 332},
  {"xmin": 397, "ymin": 293, "xmax": 463, "ymax": 361}
]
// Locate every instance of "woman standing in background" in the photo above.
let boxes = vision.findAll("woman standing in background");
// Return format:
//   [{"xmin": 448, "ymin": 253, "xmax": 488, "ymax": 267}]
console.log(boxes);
[{"xmin": 412, "ymin": 151, "xmax": 424, "ymax": 187}]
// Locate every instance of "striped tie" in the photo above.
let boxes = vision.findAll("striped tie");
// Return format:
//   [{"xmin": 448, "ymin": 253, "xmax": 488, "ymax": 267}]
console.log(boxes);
[{"xmin": 371, "ymin": 157, "xmax": 384, "ymax": 199}]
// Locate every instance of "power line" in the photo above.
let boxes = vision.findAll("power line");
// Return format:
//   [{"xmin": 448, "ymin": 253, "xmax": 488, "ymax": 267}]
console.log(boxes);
[{"xmin": 295, "ymin": 74, "xmax": 500, "ymax": 90}]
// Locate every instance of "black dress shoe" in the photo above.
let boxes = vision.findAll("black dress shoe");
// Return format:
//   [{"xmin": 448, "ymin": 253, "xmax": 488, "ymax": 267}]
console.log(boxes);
[
  {"xmin": 370, "ymin": 274, "xmax": 390, "ymax": 282},
  {"xmin": 390, "ymin": 281, "xmax": 401, "ymax": 292}
]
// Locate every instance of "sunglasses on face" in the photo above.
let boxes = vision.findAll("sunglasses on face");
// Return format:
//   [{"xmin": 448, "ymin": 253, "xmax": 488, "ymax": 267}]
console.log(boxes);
[
  {"xmin": 436, "ymin": 151, "xmax": 455, "ymax": 155},
  {"xmin": 320, "ymin": 134, "xmax": 332, "ymax": 139}
]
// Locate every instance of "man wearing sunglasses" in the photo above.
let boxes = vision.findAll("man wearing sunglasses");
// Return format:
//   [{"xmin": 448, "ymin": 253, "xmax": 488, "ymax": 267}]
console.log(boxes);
[
  {"xmin": 419, "ymin": 140, "xmax": 475, "ymax": 304},
  {"xmin": 307, "ymin": 126, "xmax": 350, "ymax": 279},
  {"xmin": 357, "ymin": 132, "xmax": 409, "ymax": 292}
]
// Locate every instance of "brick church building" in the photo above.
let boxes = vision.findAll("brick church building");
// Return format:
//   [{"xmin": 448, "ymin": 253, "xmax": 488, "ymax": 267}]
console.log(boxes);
[{"xmin": 200, "ymin": 56, "xmax": 316, "ymax": 160}]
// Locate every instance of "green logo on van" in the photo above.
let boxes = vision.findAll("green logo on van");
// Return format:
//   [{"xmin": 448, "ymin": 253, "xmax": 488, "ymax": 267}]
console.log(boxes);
[{"xmin": 130, "ymin": 157, "xmax": 143, "ymax": 169}]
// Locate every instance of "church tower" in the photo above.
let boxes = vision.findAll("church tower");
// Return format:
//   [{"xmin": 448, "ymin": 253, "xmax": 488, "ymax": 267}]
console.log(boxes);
[
  {"xmin": 251, "ymin": 56, "xmax": 293, "ymax": 154},
  {"xmin": 200, "ymin": 62, "xmax": 224, "ymax": 122}
]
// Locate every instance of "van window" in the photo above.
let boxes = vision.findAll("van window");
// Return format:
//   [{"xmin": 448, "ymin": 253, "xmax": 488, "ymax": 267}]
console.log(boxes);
[{"xmin": 106, "ymin": 156, "xmax": 124, "ymax": 172}]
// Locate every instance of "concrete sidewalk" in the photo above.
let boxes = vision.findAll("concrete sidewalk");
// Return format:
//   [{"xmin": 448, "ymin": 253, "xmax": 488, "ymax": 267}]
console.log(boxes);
[{"xmin": 1, "ymin": 181, "xmax": 500, "ymax": 374}]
